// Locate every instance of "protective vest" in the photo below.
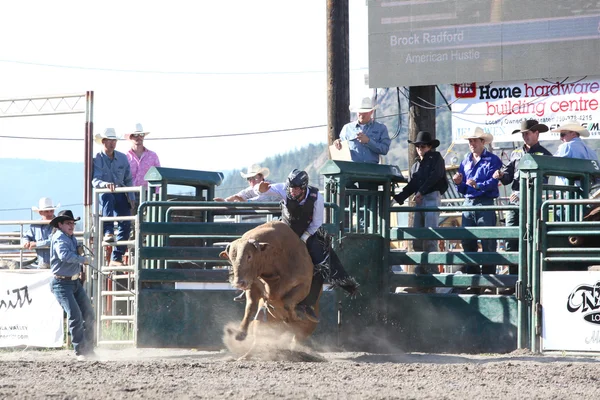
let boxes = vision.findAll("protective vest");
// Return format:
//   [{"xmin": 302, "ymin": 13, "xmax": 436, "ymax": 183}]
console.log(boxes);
[{"xmin": 281, "ymin": 186, "xmax": 318, "ymax": 236}]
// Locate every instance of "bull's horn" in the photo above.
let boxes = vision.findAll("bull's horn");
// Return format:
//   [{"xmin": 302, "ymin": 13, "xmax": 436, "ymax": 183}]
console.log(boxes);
[{"xmin": 248, "ymin": 238, "xmax": 268, "ymax": 251}]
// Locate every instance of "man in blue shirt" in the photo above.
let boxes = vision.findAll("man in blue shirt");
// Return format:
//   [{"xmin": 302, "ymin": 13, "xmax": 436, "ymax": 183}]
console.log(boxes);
[
  {"xmin": 453, "ymin": 127, "xmax": 502, "ymax": 279},
  {"xmin": 92, "ymin": 128, "xmax": 133, "ymax": 266},
  {"xmin": 23, "ymin": 197, "xmax": 59, "ymax": 269},
  {"xmin": 49, "ymin": 210, "xmax": 94, "ymax": 360},
  {"xmin": 551, "ymin": 120, "xmax": 599, "ymax": 185},
  {"xmin": 334, "ymin": 97, "xmax": 391, "ymax": 164}
]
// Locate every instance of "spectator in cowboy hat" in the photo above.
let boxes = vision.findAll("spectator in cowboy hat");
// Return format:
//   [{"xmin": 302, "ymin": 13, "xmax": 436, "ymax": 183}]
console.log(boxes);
[
  {"xmin": 125, "ymin": 123, "xmax": 161, "ymax": 213},
  {"xmin": 493, "ymin": 120, "xmax": 552, "ymax": 274},
  {"xmin": 392, "ymin": 131, "xmax": 448, "ymax": 275},
  {"xmin": 214, "ymin": 163, "xmax": 280, "ymax": 203},
  {"xmin": 452, "ymin": 127, "xmax": 502, "ymax": 284},
  {"xmin": 552, "ymin": 120, "xmax": 599, "ymax": 186},
  {"xmin": 91, "ymin": 128, "xmax": 133, "ymax": 266},
  {"xmin": 49, "ymin": 210, "xmax": 95, "ymax": 360},
  {"xmin": 552, "ymin": 119, "xmax": 598, "ymax": 161},
  {"xmin": 23, "ymin": 197, "xmax": 60, "ymax": 269},
  {"xmin": 334, "ymin": 96, "xmax": 391, "ymax": 164}
]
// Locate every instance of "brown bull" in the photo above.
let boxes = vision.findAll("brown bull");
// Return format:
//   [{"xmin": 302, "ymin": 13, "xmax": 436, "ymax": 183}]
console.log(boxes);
[
  {"xmin": 568, "ymin": 205, "xmax": 600, "ymax": 247},
  {"xmin": 219, "ymin": 221, "xmax": 321, "ymax": 350}
]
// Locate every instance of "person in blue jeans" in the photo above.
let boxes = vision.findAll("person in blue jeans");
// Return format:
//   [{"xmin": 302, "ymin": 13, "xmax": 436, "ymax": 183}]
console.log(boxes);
[
  {"xmin": 393, "ymin": 131, "xmax": 448, "ymax": 274},
  {"xmin": 453, "ymin": 127, "xmax": 502, "ymax": 278},
  {"xmin": 49, "ymin": 210, "xmax": 95, "ymax": 360},
  {"xmin": 92, "ymin": 128, "xmax": 133, "ymax": 266}
]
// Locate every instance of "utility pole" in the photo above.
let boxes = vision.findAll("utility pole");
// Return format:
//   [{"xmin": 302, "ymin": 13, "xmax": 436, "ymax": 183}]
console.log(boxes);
[
  {"xmin": 407, "ymin": 85, "xmax": 436, "ymax": 253},
  {"xmin": 408, "ymin": 86, "xmax": 436, "ymax": 167},
  {"xmin": 326, "ymin": 0, "xmax": 350, "ymax": 146}
]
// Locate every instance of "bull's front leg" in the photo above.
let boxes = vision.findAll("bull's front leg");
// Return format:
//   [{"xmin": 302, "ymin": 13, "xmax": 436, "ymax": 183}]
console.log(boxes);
[
  {"xmin": 281, "ymin": 282, "xmax": 311, "ymax": 322},
  {"xmin": 237, "ymin": 285, "xmax": 261, "ymax": 341}
]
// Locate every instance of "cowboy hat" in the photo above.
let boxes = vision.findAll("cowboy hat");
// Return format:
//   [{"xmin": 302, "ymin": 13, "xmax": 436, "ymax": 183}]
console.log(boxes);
[
  {"xmin": 240, "ymin": 164, "xmax": 270, "ymax": 179},
  {"xmin": 518, "ymin": 119, "xmax": 549, "ymax": 133},
  {"xmin": 349, "ymin": 97, "xmax": 378, "ymax": 113},
  {"xmin": 550, "ymin": 120, "xmax": 590, "ymax": 137},
  {"xmin": 32, "ymin": 197, "xmax": 60, "ymax": 212},
  {"xmin": 94, "ymin": 128, "xmax": 120, "ymax": 145},
  {"xmin": 49, "ymin": 210, "xmax": 80, "ymax": 228},
  {"xmin": 124, "ymin": 123, "xmax": 151, "ymax": 140},
  {"xmin": 463, "ymin": 127, "xmax": 493, "ymax": 144},
  {"xmin": 408, "ymin": 131, "xmax": 440, "ymax": 148}
]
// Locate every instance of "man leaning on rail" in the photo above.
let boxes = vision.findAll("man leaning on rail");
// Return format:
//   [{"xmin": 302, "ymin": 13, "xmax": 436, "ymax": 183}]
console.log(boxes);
[
  {"xmin": 493, "ymin": 119, "xmax": 552, "ymax": 278},
  {"xmin": 91, "ymin": 128, "xmax": 133, "ymax": 267}
]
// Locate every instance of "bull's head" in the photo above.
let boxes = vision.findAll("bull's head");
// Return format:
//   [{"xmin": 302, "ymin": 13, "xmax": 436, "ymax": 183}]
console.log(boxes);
[{"xmin": 219, "ymin": 238, "xmax": 268, "ymax": 290}]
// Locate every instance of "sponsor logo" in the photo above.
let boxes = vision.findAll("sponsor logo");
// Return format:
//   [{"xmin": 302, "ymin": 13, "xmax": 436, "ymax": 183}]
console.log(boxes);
[
  {"xmin": 454, "ymin": 83, "xmax": 476, "ymax": 98},
  {"xmin": 566, "ymin": 282, "xmax": 600, "ymax": 324}
]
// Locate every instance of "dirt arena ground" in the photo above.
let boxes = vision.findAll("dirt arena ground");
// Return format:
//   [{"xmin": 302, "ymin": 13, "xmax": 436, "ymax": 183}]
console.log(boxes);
[{"xmin": 2, "ymin": 347, "xmax": 600, "ymax": 399}]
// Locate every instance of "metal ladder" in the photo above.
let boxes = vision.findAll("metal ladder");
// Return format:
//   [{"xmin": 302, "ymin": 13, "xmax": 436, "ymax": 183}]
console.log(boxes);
[{"xmin": 93, "ymin": 187, "xmax": 142, "ymax": 347}]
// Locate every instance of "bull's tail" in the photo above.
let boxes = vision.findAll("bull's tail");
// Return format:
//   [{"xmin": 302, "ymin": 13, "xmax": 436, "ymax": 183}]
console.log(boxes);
[
  {"xmin": 328, "ymin": 250, "xmax": 360, "ymax": 298},
  {"xmin": 330, "ymin": 275, "xmax": 360, "ymax": 298}
]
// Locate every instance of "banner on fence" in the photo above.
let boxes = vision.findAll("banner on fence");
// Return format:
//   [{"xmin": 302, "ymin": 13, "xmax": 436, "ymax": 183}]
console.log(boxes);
[
  {"xmin": 543, "ymin": 271, "xmax": 600, "ymax": 352},
  {"xmin": 0, "ymin": 270, "xmax": 63, "ymax": 348},
  {"xmin": 451, "ymin": 76, "xmax": 600, "ymax": 143}
]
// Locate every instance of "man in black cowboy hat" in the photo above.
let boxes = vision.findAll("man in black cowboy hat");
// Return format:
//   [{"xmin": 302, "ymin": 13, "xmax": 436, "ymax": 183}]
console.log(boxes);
[
  {"xmin": 493, "ymin": 120, "xmax": 552, "ymax": 275},
  {"xmin": 392, "ymin": 131, "xmax": 448, "ymax": 274},
  {"xmin": 49, "ymin": 210, "xmax": 95, "ymax": 360}
]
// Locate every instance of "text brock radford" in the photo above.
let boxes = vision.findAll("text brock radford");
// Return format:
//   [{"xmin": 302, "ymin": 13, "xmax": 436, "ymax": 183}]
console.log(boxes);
[{"xmin": 390, "ymin": 30, "xmax": 464, "ymax": 46}]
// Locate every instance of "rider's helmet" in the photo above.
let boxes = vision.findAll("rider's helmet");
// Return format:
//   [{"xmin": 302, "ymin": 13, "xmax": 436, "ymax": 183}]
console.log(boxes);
[{"xmin": 286, "ymin": 169, "xmax": 309, "ymax": 201}]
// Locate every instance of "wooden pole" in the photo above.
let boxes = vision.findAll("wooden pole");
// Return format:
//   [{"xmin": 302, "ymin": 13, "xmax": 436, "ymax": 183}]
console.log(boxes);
[
  {"xmin": 407, "ymin": 86, "xmax": 437, "ymax": 253},
  {"xmin": 326, "ymin": 0, "xmax": 350, "ymax": 146}
]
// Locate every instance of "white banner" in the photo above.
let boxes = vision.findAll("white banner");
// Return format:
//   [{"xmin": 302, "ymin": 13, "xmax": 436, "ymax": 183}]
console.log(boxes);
[
  {"xmin": 451, "ymin": 76, "xmax": 600, "ymax": 143},
  {"xmin": 542, "ymin": 271, "xmax": 600, "ymax": 352},
  {"xmin": 0, "ymin": 270, "xmax": 64, "ymax": 348}
]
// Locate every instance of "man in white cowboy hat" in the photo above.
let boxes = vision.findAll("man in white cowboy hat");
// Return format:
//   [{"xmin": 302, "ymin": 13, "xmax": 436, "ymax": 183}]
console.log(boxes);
[
  {"xmin": 452, "ymin": 127, "xmax": 503, "ymax": 283},
  {"xmin": 392, "ymin": 131, "xmax": 448, "ymax": 276},
  {"xmin": 91, "ymin": 128, "xmax": 133, "ymax": 266},
  {"xmin": 214, "ymin": 164, "xmax": 279, "ymax": 203},
  {"xmin": 125, "ymin": 123, "xmax": 161, "ymax": 212},
  {"xmin": 22, "ymin": 197, "xmax": 60, "ymax": 269},
  {"xmin": 493, "ymin": 120, "xmax": 553, "ymax": 275},
  {"xmin": 552, "ymin": 119, "xmax": 598, "ymax": 163},
  {"xmin": 334, "ymin": 96, "xmax": 391, "ymax": 164}
]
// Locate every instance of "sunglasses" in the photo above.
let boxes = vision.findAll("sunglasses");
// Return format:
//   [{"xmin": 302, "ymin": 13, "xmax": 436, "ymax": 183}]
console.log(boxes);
[{"xmin": 130, "ymin": 134, "xmax": 145, "ymax": 139}]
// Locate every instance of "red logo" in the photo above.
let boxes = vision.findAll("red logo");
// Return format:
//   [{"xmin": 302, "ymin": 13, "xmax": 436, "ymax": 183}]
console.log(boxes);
[{"xmin": 454, "ymin": 83, "xmax": 477, "ymax": 98}]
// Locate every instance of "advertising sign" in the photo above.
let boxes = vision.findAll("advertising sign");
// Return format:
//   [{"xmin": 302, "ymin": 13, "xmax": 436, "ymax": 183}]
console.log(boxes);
[
  {"xmin": 543, "ymin": 271, "xmax": 600, "ymax": 352},
  {"xmin": 450, "ymin": 76, "xmax": 600, "ymax": 143},
  {"xmin": 0, "ymin": 270, "xmax": 64, "ymax": 348},
  {"xmin": 368, "ymin": 0, "xmax": 600, "ymax": 87}
]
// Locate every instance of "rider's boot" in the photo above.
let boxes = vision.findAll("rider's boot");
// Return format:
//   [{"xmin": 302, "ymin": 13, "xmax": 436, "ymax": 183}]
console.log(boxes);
[{"xmin": 296, "ymin": 274, "xmax": 324, "ymax": 323}]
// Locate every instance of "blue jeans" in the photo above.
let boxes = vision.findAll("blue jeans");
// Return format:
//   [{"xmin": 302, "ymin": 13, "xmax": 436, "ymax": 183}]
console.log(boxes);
[
  {"xmin": 100, "ymin": 192, "xmax": 131, "ymax": 261},
  {"xmin": 413, "ymin": 191, "xmax": 441, "ymax": 274},
  {"xmin": 51, "ymin": 278, "xmax": 95, "ymax": 355},
  {"xmin": 461, "ymin": 197, "xmax": 497, "ymax": 274}
]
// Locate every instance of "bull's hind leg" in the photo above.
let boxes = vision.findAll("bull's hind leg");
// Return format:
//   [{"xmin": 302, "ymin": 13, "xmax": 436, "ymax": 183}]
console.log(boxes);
[{"xmin": 280, "ymin": 283, "xmax": 311, "ymax": 322}]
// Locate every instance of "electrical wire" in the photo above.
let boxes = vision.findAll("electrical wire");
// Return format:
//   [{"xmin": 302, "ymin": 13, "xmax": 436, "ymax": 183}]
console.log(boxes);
[{"xmin": 0, "ymin": 58, "xmax": 369, "ymax": 76}]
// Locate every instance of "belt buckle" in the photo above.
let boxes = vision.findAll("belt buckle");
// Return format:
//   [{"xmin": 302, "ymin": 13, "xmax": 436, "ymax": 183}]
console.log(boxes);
[{"xmin": 71, "ymin": 273, "xmax": 80, "ymax": 280}]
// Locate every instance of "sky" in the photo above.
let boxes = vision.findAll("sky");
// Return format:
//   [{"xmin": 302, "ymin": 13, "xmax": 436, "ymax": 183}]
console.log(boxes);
[{"xmin": 0, "ymin": 1, "xmax": 372, "ymax": 173}]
